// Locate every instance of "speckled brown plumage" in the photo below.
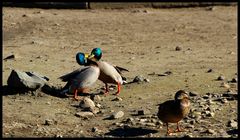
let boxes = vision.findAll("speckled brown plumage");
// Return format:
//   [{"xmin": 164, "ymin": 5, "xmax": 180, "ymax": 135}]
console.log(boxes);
[{"xmin": 157, "ymin": 90, "xmax": 190, "ymax": 135}]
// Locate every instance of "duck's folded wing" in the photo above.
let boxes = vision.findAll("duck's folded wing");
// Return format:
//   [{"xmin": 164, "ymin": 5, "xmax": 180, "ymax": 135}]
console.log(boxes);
[{"xmin": 59, "ymin": 67, "xmax": 89, "ymax": 82}]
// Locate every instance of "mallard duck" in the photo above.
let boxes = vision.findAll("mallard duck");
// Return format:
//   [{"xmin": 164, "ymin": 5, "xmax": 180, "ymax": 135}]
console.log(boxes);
[
  {"xmin": 157, "ymin": 90, "xmax": 190, "ymax": 135},
  {"xmin": 77, "ymin": 48, "xmax": 128, "ymax": 95},
  {"xmin": 59, "ymin": 52, "xmax": 100, "ymax": 100}
]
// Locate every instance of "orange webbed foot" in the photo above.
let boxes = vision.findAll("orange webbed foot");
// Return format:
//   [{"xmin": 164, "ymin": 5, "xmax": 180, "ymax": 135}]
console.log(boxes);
[{"xmin": 73, "ymin": 96, "xmax": 82, "ymax": 101}]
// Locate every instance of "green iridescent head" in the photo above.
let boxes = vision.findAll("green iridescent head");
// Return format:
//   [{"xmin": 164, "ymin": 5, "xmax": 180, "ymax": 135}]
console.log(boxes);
[
  {"xmin": 88, "ymin": 48, "xmax": 102, "ymax": 61},
  {"xmin": 76, "ymin": 52, "xmax": 87, "ymax": 65}
]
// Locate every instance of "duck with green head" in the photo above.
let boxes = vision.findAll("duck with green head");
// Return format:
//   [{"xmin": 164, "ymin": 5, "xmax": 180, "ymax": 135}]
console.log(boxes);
[
  {"xmin": 77, "ymin": 48, "xmax": 128, "ymax": 95},
  {"xmin": 59, "ymin": 52, "xmax": 100, "ymax": 100}
]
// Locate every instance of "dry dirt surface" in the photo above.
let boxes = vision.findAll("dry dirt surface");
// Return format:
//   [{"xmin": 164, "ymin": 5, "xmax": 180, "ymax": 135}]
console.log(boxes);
[{"xmin": 2, "ymin": 6, "xmax": 238, "ymax": 138}]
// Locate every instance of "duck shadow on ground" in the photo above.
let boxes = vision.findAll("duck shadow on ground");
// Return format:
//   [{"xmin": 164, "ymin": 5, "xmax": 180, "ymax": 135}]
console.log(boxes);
[
  {"xmin": 41, "ymin": 84, "xmax": 104, "ymax": 98},
  {"xmin": 1, "ymin": 85, "xmax": 30, "ymax": 96},
  {"xmin": 105, "ymin": 126, "xmax": 158, "ymax": 137},
  {"xmin": 1, "ymin": 84, "xmax": 67, "ymax": 98},
  {"xmin": 2, "ymin": 84, "xmax": 103, "ymax": 99}
]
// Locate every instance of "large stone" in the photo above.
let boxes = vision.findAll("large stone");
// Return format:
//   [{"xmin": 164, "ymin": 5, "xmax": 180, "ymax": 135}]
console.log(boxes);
[
  {"xmin": 110, "ymin": 111, "xmax": 124, "ymax": 119},
  {"xmin": 79, "ymin": 97, "xmax": 95, "ymax": 110},
  {"xmin": 7, "ymin": 69, "xmax": 48, "ymax": 90},
  {"xmin": 75, "ymin": 111, "xmax": 94, "ymax": 118}
]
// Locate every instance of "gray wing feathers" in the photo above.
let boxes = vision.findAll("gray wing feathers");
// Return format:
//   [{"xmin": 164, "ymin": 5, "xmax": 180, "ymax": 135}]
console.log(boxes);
[{"xmin": 59, "ymin": 67, "xmax": 90, "ymax": 82}]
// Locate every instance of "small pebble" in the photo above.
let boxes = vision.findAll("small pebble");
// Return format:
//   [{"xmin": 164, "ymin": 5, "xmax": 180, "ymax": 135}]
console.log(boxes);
[
  {"xmin": 221, "ymin": 82, "xmax": 230, "ymax": 89},
  {"xmin": 228, "ymin": 120, "xmax": 237, "ymax": 128},
  {"xmin": 44, "ymin": 119, "xmax": 54, "ymax": 125},
  {"xmin": 112, "ymin": 97, "xmax": 123, "ymax": 101},
  {"xmin": 217, "ymin": 75, "xmax": 225, "ymax": 80},
  {"xmin": 144, "ymin": 78, "xmax": 150, "ymax": 82},
  {"xmin": 207, "ymin": 69, "xmax": 213, "ymax": 73},
  {"xmin": 92, "ymin": 127, "xmax": 99, "ymax": 132},
  {"xmin": 133, "ymin": 75, "xmax": 144, "ymax": 83},
  {"xmin": 138, "ymin": 109, "xmax": 151, "ymax": 115},
  {"xmin": 221, "ymin": 98, "xmax": 228, "ymax": 104},
  {"xmin": 175, "ymin": 46, "xmax": 182, "ymax": 51},
  {"xmin": 231, "ymin": 78, "xmax": 237, "ymax": 83},
  {"xmin": 189, "ymin": 91, "xmax": 199, "ymax": 96},
  {"xmin": 206, "ymin": 129, "xmax": 215, "ymax": 134}
]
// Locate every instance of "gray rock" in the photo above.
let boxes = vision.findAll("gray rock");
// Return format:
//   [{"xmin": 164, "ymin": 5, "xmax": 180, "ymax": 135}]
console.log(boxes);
[
  {"xmin": 221, "ymin": 98, "xmax": 228, "ymax": 104},
  {"xmin": 148, "ymin": 133, "xmax": 154, "ymax": 137},
  {"xmin": 150, "ymin": 118, "xmax": 158, "ymax": 123},
  {"xmin": 145, "ymin": 123, "xmax": 156, "ymax": 127},
  {"xmin": 231, "ymin": 78, "xmax": 237, "ymax": 83},
  {"xmin": 22, "ymin": 14, "xmax": 29, "ymax": 17},
  {"xmin": 202, "ymin": 95, "xmax": 209, "ymax": 99},
  {"xmin": 217, "ymin": 75, "xmax": 225, "ymax": 80},
  {"xmin": 138, "ymin": 109, "xmax": 151, "ymax": 115},
  {"xmin": 110, "ymin": 111, "xmax": 124, "ymax": 119},
  {"xmin": 75, "ymin": 111, "xmax": 94, "ymax": 118},
  {"xmin": 188, "ymin": 120, "xmax": 195, "ymax": 125},
  {"xmin": 205, "ymin": 129, "xmax": 215, "ymax": 134},
  {"xmin": 144, "ymin": 78, "xmax": 150, "ymax": 82},
  {"xmin": 155, "ymin": 120, "xmax": 163, "ymax": 125},
  {"xmin": 220, "ymin": 82, "xmax": 230, "ymax": 89},
  {"xmin": 96, "ymin": 103, "xmax": 102, "ymax": 108},
  {"xmin": 206, "ymin": 112, "xmax": 215, "ymax": 117},
  {"xmin": 218, "ymin": 129, "xmax": 231, "ymax": 137},
  {"xmin": 133, "ymin": 75, "xmax": 144, "ymax": 83},
  {"xmin": 44, "ymin": 119, "xmax": 54, "ymax": 125},
  {"xmin": 90, "ymin": 107, "xmax": 100, "ymax": 114},
  {"xmin": 92, "ymin": 127, "xmax": 100, "ymax": 132},
  {"xmin": 175, "ymin": 46, "xmax": 182, "ymax": 51},
  {"xmin": 7, "ymin": 69, "xmax": 48, "ymax": 90},
  {"xmin": 183, "ymin": 134, "xmax": 193, "ymax": 138},
  {"xmin": 139, "ymin": 118, "xmax": 148, "ymax": 123},
  {"xmin": 126, "ymin": 117, "xmax": 134, "ymax": 123},
  {"xmin": 228, "ymin": 120, "xmax": 237, "ymax": 128},
  {"xmin": 185, "ymin": 124, "xmax": 194, "ymax": 128},
  {"xmin": 207, "ymin": 68, "xmax": 213, "ymax": 73},
  {"xmin": 189, "ymin": 91, "xmax": 199, "ymax": 96},
  {"xmin": 112, "ymin": 97, "xmax": 123, "ymax": 101},
  {"xmin": 79, "ymin": 97, "xmax": 95, "ymax": 110}
]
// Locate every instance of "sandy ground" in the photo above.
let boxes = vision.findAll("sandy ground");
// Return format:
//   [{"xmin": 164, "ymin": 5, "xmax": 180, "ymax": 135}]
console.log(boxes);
[{"xmin": 2, "ymin": 6, "xmax": 238, "ymax": 138}]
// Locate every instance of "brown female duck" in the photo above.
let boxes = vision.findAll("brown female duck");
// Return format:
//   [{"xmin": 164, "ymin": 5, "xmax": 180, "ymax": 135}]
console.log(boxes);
[{"xmin": 157, "ymin": 90, "xmax": 191, "ymax": 135}]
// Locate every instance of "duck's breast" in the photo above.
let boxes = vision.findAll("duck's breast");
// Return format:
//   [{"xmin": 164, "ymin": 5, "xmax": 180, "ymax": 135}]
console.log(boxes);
[
  {"xmin": 158, "ymin": 101, "xmax": 183, "ymax": 123},
  {"xmin": 97, "ymin": 61, "xmax": 123, "ymax": 84}
]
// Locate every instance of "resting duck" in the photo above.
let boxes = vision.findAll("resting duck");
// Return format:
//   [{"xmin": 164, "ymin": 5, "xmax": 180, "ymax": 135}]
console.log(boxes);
[
  {"xmin": 77, "ymin": 48, "xmax": 128, "ymax": 95},
  {"xmin": 157, "ymin": 90, "xmax": 191, "ymax": 135},
  {"xmin": 59, "ymin": 52, "xmax": 100, "ymax": 100}
]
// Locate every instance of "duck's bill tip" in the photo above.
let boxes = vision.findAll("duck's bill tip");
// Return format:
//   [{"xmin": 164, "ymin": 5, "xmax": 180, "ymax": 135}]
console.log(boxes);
[{"xmin": 87, "ymin": 54, "xmax": 95, "ymax": 59}]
